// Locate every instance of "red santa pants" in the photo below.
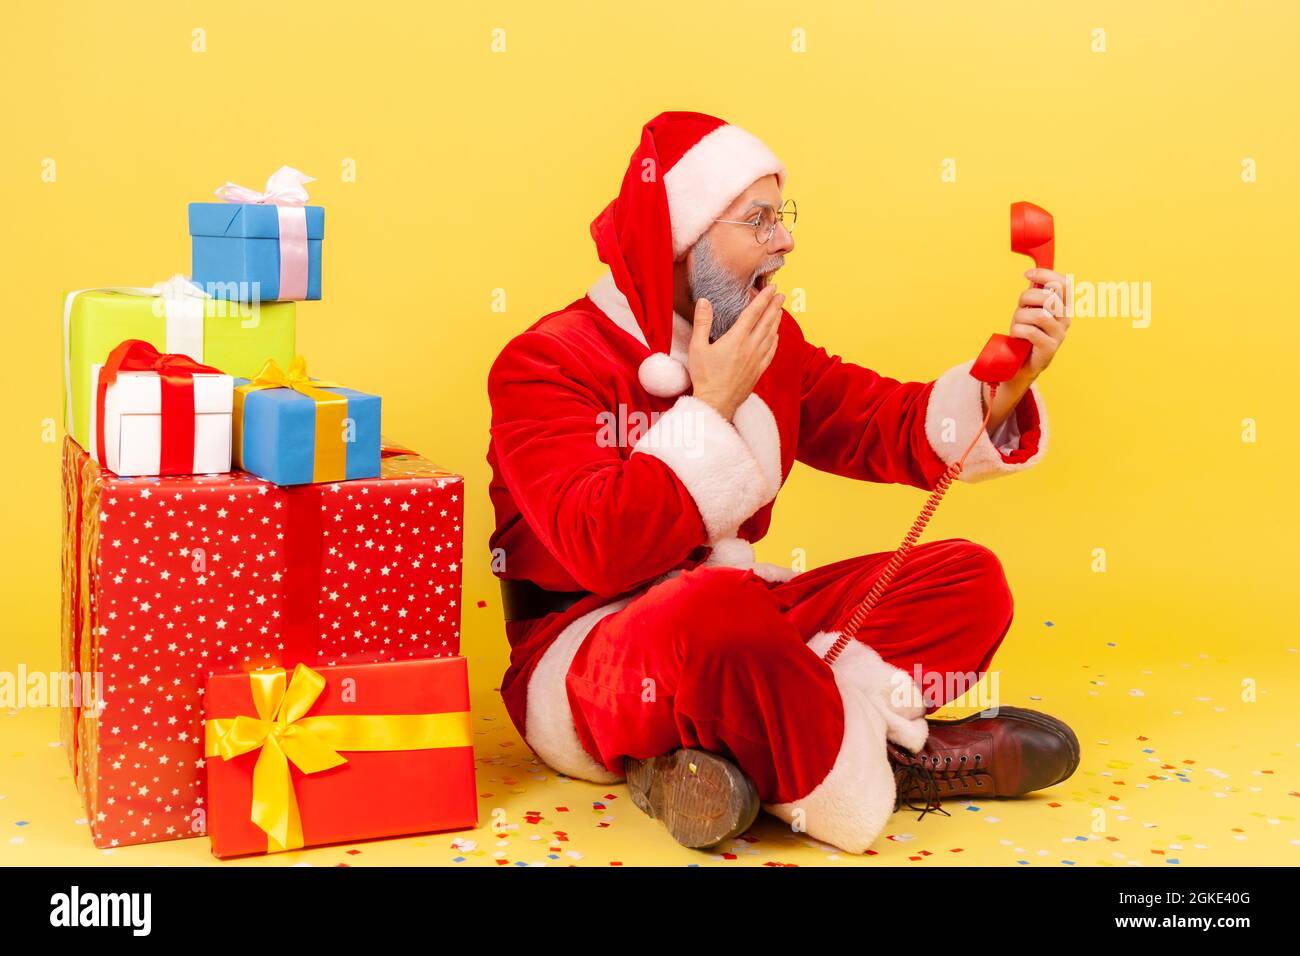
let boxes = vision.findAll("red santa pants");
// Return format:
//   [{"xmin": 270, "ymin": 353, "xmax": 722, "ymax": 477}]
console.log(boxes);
[{"xmin": 565, "ymin": 538, "xmax": 1014, "ymax": 805}]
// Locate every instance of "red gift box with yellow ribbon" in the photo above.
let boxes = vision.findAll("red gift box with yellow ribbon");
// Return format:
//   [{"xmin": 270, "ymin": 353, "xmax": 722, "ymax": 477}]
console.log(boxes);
[{"xmin": 204, "ymin": 657, "xmax": 477, "ymax": 857}]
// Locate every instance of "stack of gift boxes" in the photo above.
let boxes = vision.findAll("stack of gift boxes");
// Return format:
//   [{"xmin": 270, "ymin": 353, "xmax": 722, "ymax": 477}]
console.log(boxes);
[{"xmin": 59, "ymin": 167, "xmax": 478, "ymax": 857}]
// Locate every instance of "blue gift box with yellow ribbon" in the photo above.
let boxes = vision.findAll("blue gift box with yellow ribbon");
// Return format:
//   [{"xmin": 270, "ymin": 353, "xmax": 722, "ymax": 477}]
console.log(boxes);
[{"xmin": 233, "ymin": 358, "xmax": 380, "ymax": 485}]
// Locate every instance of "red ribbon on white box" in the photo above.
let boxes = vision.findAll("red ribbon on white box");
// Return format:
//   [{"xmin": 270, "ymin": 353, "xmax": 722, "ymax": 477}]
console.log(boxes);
[
  {"xmin": 215, "ymin": 166, "xmax": 315, "ymax": 301},
  {"xmin": 94, "ymin": 339, "xmax": 225, "ymax": 475}
]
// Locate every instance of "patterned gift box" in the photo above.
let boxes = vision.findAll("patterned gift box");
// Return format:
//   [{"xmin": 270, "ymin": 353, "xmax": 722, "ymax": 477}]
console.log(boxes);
[
  {"xmin": 205, "ymin": 658, "xmax": 478, "ymax": 858},
  {"xmin": 59, "ymin": 436, "xmax": 463, "ymax": 848}
]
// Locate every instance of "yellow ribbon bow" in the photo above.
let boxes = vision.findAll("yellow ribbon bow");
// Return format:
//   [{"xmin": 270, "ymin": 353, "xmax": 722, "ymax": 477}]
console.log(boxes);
[
  {"xmin": 204, "ymin": 663, "xmax": 472, "ymax": 853},
  {"xmin": 232, "ymin": 356, "xmax": 348, "ymax": 483}
]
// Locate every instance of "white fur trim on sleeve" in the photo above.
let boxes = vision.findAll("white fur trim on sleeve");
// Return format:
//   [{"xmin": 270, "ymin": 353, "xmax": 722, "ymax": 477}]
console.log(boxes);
[
  {"xmin": 924, "ymin": 359, "xmax": 1049, "ymax": 483},
  {"xmin": 632, "ymin": 395, "xmax": 772, "ymax": 542},
  {"xmin": 704, "ymin": 536, "xmax": 756, "ymax": 568},
  {"xmin": 701, "ymin": 536, "xmax": 799, "ymax": 582},
  {"xmin": 730, "ymin": 393, "xmax": 782, "ymax": 499},
  {"xmin": 748, "ymin": 562, "xmax": 799, "ymax": 583}
]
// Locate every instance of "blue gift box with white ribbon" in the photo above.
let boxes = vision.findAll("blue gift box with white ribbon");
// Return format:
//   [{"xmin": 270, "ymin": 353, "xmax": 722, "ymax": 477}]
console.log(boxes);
[{"xmin": 188, "ymin": 166, "xmax": 325, "ymax": 302}]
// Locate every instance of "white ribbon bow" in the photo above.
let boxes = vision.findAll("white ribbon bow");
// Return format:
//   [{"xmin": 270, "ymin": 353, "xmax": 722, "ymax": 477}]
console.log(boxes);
[
  {"xmin": 63, "ymin": 276, "xmax": 214, "ymax": 442},
  {"xmin": 215, "ymin": 165, "xmax": 314, "ymax": 206},
  {"xmin": 151, "ymin": 274, "xmax": 211, "ymax": 301}
]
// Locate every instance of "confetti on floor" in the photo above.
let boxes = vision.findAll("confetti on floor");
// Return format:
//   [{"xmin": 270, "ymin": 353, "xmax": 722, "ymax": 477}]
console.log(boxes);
[{"xmin": 2, "ymin": 601, "xmax": 1296, "ymax": 867}]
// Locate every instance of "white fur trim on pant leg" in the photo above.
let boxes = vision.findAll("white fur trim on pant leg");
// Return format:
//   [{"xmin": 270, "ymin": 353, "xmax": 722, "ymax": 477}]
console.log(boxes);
[
  {"xmin": 632, "ymin": 395, "xmax": 772, "ymax": 542},
  {"xmin": 807, "ymin": 631, "xmax": 929, "ymax": 754},
  {"xmin": 664, "ymin": 124, "xmax": 786, "ymax": 260},
  {"xmin": 762, "ymin": 660, "xmax": 897, "ymax": 854},
  {"xmin": 924, "ymin": 359, "xmax": 1049, "ymax": 483},
  {"xmin": 523, "ymin": 599, "xmax": 632, "ymax": 784}
]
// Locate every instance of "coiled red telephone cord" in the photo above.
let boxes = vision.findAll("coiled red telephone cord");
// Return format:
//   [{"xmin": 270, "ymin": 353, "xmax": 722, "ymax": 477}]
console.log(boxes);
[{"xmin": 821, "ymin": 382, "xmax": 1000, "ymax": 665}]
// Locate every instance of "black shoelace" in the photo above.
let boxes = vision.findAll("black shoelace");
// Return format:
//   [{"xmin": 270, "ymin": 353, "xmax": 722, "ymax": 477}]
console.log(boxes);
[{"xmin": 892, "ymin": 762, "xmax": 953, "ymax": 821}]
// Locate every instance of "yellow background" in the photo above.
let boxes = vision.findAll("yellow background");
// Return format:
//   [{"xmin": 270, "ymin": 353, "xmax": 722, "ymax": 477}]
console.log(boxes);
[{"xmin": 0, "ymin": 1, "xmax": 1295, "ymax": 866}]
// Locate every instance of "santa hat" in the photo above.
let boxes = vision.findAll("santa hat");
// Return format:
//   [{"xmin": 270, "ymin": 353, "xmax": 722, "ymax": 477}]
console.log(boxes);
[{"xmin": 590, "ymin": 112, "xmax": 786, "ymax": 398}]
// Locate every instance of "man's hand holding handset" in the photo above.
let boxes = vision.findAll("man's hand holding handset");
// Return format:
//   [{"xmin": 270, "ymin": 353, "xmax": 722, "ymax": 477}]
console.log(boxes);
[{"xmin": 982, "ymin": 266, "xmax": 1071, "ymax": 433}]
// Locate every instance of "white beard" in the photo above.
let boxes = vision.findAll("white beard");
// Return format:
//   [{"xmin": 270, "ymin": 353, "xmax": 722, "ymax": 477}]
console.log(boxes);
[{"xmin": 688, "ymin": 234, "xmax": 755, "ymax": 341}]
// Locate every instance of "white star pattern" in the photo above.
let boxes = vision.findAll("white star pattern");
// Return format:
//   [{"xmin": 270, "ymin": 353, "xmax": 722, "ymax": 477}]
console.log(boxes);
[{"xmin": 63, "ymin": 444, "xmax": 464, "ymax": 849}]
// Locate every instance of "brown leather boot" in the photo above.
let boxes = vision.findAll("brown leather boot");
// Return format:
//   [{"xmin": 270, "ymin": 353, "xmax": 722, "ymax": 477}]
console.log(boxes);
[
  {"xmin": 889, "ymin": 706, "xmax": 1081, "ymax": 820},
  {"xmin": 624, "ymin": 748, "xmax": 761, "ymax": 849}
]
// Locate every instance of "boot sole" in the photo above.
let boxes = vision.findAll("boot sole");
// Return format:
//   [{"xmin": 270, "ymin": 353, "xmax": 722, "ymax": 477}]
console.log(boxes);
[
  {"xmin": 624, "ymin": 748, "xmax": 761, "ymax": 850},
  {"xmin": 928, "ymin": 705, "xmax": 1081, "ymax": 786}
]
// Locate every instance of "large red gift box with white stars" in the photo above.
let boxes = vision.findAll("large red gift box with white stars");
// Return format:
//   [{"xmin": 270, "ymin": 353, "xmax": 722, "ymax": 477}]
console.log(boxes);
[{"xmin": 59, "ymin": 436, "xmax": 464, "ymax": 848}]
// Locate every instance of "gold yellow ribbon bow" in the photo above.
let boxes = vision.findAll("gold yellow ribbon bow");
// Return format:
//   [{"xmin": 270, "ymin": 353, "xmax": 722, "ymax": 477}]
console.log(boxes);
[
  {"xmin": 204, "ymin": 663, "xmax": 472, "ymax": 853},
  {"xmin": 233, "ymin": 356, "xmax": 348, "ymax": 483}
]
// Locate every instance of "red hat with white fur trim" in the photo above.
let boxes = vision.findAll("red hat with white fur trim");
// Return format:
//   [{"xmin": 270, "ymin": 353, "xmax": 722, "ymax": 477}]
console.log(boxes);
[{"xmin": 590, "ymin": 111, "xmax": 785, "ymax": 398}]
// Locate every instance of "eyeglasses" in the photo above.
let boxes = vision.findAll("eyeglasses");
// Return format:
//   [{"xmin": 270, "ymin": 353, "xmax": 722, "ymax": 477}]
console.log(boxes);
[{"xmin": 714, "ymin": 198, "xmax": 797, "ymax": 245}]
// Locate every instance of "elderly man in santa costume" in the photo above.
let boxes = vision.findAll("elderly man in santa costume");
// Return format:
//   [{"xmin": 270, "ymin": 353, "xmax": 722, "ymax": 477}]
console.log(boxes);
[{"xmin": 486, "ymin": 111, "xmax": 1079, "ymax": 854}]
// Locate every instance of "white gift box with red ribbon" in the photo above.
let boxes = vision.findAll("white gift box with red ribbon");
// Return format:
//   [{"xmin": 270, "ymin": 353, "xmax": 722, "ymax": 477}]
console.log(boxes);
[{"xmin": 89, "ymin": 365, "xmax": 234, "ymax": 476}]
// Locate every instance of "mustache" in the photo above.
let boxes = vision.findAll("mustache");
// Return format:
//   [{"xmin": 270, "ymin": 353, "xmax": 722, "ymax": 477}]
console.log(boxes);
[{"xmin": 750, "ymin": 255, "xmax": 786, "ymax": 284}]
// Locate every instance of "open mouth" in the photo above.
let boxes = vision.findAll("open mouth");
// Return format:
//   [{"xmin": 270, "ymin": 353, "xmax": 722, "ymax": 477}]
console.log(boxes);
[{"xmin": 750, "ymin": 268, "xmax": 779, "ymax": 297}]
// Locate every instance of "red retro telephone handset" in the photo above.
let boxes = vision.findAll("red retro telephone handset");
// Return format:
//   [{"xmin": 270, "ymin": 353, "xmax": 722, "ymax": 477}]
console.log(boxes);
[{"xmin": 821, "ymin": 201, "xmax": 1054, "ymax": 664}]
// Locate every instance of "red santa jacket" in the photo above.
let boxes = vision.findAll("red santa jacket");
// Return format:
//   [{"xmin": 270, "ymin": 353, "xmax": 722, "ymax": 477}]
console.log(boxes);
[{"xmin": 486, "ymin": 271, "xmax": 1047, "ymax": 781}]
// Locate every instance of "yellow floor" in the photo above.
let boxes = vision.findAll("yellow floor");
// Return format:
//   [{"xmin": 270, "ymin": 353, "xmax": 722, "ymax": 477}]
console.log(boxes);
[{"xmin": 2, "ymin": 589, "xmax": 1296, "ymax": 867}]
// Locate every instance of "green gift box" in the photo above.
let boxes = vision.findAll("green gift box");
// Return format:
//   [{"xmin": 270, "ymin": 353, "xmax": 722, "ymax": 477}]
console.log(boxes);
[{"xmin": 62, "ymin": 277, "xmax": 295, "ymax": 449}]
